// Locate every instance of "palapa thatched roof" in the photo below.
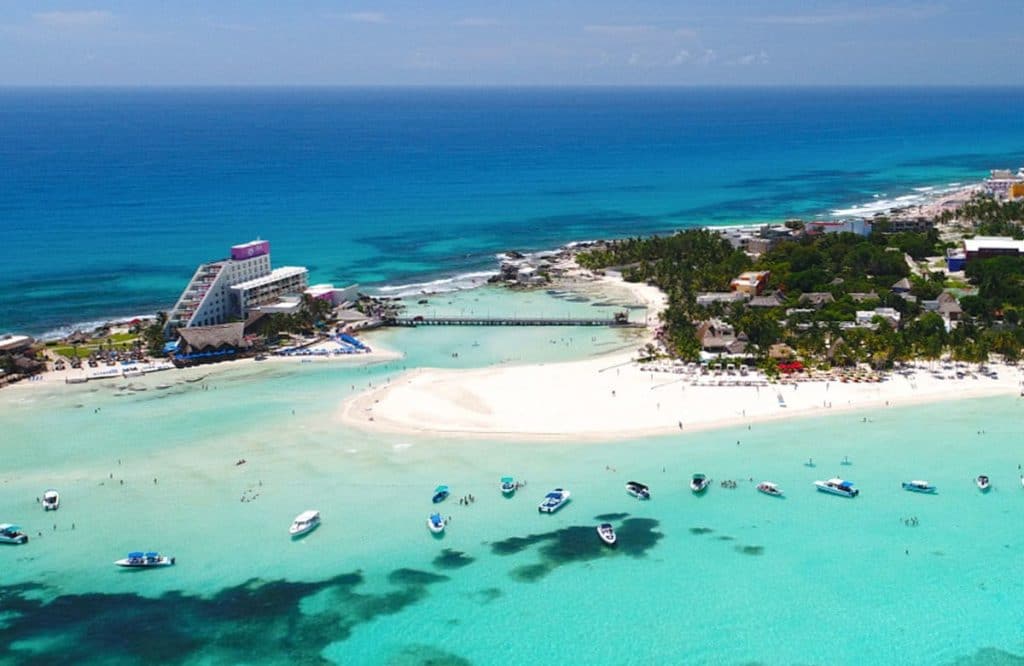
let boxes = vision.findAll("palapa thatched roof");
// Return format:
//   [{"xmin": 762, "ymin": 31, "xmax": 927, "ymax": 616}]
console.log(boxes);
[{"xmin": 178, "ymin": 322, "xmax": 246, "ymax": 352}]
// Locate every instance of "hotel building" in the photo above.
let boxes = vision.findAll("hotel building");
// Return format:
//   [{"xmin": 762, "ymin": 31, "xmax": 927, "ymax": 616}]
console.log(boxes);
[{"xmin": 167, "ymin": 240, "xmax": 309, "ymax": 332}]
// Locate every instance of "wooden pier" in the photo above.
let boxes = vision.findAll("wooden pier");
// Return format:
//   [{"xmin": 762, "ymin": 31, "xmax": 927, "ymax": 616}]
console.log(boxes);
[{"xmin": 384, "ymin": 315, "xmax": 644, "ymax": 328}]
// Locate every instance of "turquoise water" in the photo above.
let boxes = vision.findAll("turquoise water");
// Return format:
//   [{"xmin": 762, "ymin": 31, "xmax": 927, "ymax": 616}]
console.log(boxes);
[
  {"xmin": 2, "ymin": 318, "xmax": 1024, "ymax": 663},
  {"xmin": 5, "ymin": 87, "xmax": 1024, "ymax": 335}
]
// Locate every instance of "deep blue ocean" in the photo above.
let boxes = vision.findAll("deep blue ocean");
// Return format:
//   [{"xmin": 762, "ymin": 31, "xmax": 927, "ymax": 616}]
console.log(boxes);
[{"xmin": 2, "ymin": 86, "xmax": 1023, "ymax": 336}]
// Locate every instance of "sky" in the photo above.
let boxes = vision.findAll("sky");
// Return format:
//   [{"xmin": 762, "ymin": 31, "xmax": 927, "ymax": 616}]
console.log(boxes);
[{"xmin": 1, "ymin": 1, "xmax": 1022, "ymax": 86}]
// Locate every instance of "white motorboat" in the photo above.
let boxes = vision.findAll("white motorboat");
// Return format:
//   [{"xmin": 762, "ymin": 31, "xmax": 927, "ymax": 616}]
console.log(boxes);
[
  {"xmin": 902, "ymin": 480, "xmax": 937, "ymax": 494},
  {"xmin": 814, "ymin": 478, "xmax": 859, "ymax": 497},
  {"xmin": 427, "ymin": 512, "xmax": 446, "ymax": 534},
  {"xmin": 114, "ymin": 551, "xmax": 175, "ymax": 568},
  {"xmin": 690, "ymin": 474, "xmax": 710, "ymax": 494},
  {"xmin": 0, "ymin": 524, "xmax": 29, "ymax": 545},
  {"xmin": 756, "ymin": 481, "xmax": 783, "ymax": 497},
  {"xmin": 1020, "ymin": 475, "xmax": 1024, "ymax": 489},
  {"xmin": 500, "ymin": 476, "xmax": 516, "ymax": 496},
  {"xmin": 597, "ymin": 523, "xmax": 617, "ymax": 546},
  {"xmin": 976, "ymin": 475, "xmax": 991, "ymax": 492},
  {"xmin": 538, "ymin": 488, "xmax": 571, "ymax": 513},
  {"xmin": 626, "ymin": 481, "xmax": 651, "ymax": 500},
  {"xmin": 289, "ymin": 510, "xmax": 321, "ymax": 537},
  {"xmin": 42, "ymin": 489, "xmax": 60, "ymax": 511}
]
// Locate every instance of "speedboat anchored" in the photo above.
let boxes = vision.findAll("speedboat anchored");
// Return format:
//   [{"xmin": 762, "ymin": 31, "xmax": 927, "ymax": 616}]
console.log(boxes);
[
  {"xmin": 289, "ymin": 510, "xmax": 321, "ymax": 538},
  {"xmin": 432, "ymin": 485, "xmax": 450, "ymax": 504},
  {"xmin": 538, "ymin": 488, "xmax": 571, "ymax": 513},
  {"xmin": 690, "ymin": 474, "xmax": 710, "ymax": 494},
  {"xmin": 597, "ymin": 523, "xmax": 617, "ymax": 546},
  {"xmin": 815, "ymin": 478, "xmax": 859, "ymax": 497},
  {"xmin": 115, "ymin": 551, "xmax": 175, "ymax": 568},
  {"xmin": 42, "ymin": 489, "xmax": 60, "ymax": 511},
  {"xmin": 902, "ymin": 480, "xmax": 937, "ymax": 494},
  {"xmin": 756, "ymin": 481, "xmax": 783, "ymax": 497},
  {"xmin": 976, "ymin": 475, "xmax": 991, "ymax": 492},
  {"xmin": 500, "ymin": 477, "xmax": 516, "ymax": 496},
  {"xmin": 427, "ymin": 512, "xmax": 446, "ymax": 534},
  {"xmin": 0, "ymin": 524, "xmax": 29, "ymax": 545},
  {"xmin": 626, "ymin": 481, "xmax": 651, "ymax": 500}
]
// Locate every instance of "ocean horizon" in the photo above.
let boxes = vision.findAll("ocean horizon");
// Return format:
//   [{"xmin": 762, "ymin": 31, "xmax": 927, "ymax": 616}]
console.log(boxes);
[{"xmin": 3, "ymin": 85, "xmax": 1024, "ymax": 336}]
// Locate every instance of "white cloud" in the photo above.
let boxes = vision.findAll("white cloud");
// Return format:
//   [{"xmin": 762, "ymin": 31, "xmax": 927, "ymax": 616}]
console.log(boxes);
[
  {"xmin": 696, "ymin": 49, "xmax": 717, "ymax": 65},
  {"xmin": 674, "ymin": 27, "xmax": 698, "ymax": 39},
  {"xmin": 33, "ymin": 10, "xmax": 112, "ymax": 28},
  {"xmin": 342, "ymin": 12, "xmax": 388, "ymax": 24},
  {"xmin": 455, "ymin": 18, "xmax": 498, "ymax": 27},
  {"xmin": 584, "ymin": 24, "xmax": 653, "ymax": 36},
  {"xmin": 748, "ymin": 6, "xmax": 943, "ymax": 25},
  {"xmin": 730, "ymin": 50, "xmax": 769, "ymax": 66},
  {"xmin": 670, "ymin": 49, "xmax": 692, "ymax": 65}
]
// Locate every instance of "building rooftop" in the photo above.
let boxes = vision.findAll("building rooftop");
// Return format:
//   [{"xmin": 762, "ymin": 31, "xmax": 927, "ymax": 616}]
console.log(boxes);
[
  {"xmin": 230, "ymin": 266, "xmax": 308, "ymax": 291},
  {"xmin": 963, "ymin": 236, "xmax": 1024, "ymax": 253}
]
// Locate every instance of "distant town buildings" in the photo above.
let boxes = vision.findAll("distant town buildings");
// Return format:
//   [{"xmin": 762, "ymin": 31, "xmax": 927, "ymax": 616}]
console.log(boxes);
[
  {"xmin": 962, "ymin": 236, "xmax": 1024, "ymax": 263},
  {"xmin": 983, "ymin": 168, "xmax": 1024, "ymax": 199}
]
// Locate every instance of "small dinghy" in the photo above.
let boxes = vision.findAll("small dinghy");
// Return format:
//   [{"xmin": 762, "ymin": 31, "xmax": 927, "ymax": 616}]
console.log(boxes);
[
  {"xmin": 756, "ymin": 481, "xmax": 783, "ymax": 497},
  {"xmin": 976, "ymin": 475, "xmax": 991, "ymax": 492},
  {"xmin": 432, "ymin": 485, "xmax": 450, "ymax": 504},
  {"xmin": 115, "ymin": 552, "xmax": 175, "ymax": 568},
  {"xmin": 427, "ymin": 512, "xmax": 446, "ymax": 534},
  {"xmin": 500, "ymin": 477, "xmax": 516, "ymax": 496},
  {"xmin": 597, "ymin": 523, "xmax": 617, "ymax": 546},
  {"xmin": 42, "ymin": 489, "xmax": 60, "ymax": 511},
  {"xmin": 902, "ymin": 480, "xmax": 937, "ymax": 494},
  {"xmin": 626, "ymin": 481, "xmax": 651, "ymax": 500},
  {"xmin": 690, "ymin": 474, "xmax": 710, "ymax": 494}
]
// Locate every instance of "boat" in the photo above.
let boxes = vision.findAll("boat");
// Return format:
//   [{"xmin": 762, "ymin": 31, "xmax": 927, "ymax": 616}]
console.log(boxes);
[
  {"xmin": 690, "ymin": 474, "xmax": 710, "ymax": 493},
  {"xmin": 289, "ymin": 510, "xmax": 321, "ymax": 537},
  {"xmin": 500, "ymin": 476, "xmax": 516, "ymax": 496},
  {"xmin": 626, "ymin": 481, "xmax": 651, "ymax": 500},
  {"xmin": 427, "ymin": 512, "xmax": 446, "ymax": 534},
  {"xmin": 597, "ymin": 523, "xmax": 617, "ymax": 546},
  {"xmin": 814, "ymin": 478, "xmax": 859, "ymax": 497},
  {"xmin": 432, "ymin": 485, "xmax": 450, "ymax": 504},
  {"xmin": 756, "ymin": 481, "xmax": 783, "ymax": 497},
  {"xmin": 902, "ymin": 480, "xmax": 937, "ymax": 494},
  {"xmin": 0, "ymin": 524, "xmax": 28, "ymax": 545},
  {"xmin": 42, "ymin": 489, "xmax": 60, "ymax": 511},
  {"xmin": 114, "ymin": 551, "xmax": 175, "ymax": 568},
  {"xmin": 538, "ymin": 488, "xmax": 571, "ymax": 513},
  {"xmin": 976, "ymin": 475, "xmax": 991, "ymax": 492},
  {"xmin": 1020, "ymin": 475, "xmax": 1024, "ymax": 489}
]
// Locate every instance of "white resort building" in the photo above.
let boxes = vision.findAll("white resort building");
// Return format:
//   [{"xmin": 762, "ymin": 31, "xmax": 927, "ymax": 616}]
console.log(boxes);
[{"xmin": 167, "ymin": 240, "xmax": 309, "ymax": 331}]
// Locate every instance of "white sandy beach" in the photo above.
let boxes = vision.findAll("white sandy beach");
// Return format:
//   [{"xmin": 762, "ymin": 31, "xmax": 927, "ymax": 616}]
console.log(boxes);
[{"xmin": 339, "ymin": 272, "xmax": 1024, "ymax": 441}]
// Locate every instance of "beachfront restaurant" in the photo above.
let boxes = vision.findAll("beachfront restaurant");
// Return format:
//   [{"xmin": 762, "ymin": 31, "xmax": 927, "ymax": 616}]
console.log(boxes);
[{"xmin": 172, "ymin": 322, "xmax": 249, "ymax": 365}]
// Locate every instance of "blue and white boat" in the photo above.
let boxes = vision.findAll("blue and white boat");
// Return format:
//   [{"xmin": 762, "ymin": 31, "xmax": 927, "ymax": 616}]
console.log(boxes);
[
  {"xmin": 0, "ymin": 524, "xmax": 28, "ymax": 545},
  {"xmin": 432, "ymin": 485, "xmax": 450, "ymax": 504},
  {"xmin": 976, "ymin": 475, "xmax": 991, "ymax": 492},
  {"xmin": 815, "ymin": 478, "xmax": 859, "ymax": 497},
  {"xmin": 902, "ymin": 480, "xmax": 936, "ymax": 494},
  {"xmin": 427, "ymin": 512, "xmax": 446, "ymax": 534},
  {"xmin": 500, "ymin": 477, "xmax": 516, "ymax": 496},
  {"xmin": 114, "ymin": 551, "xmax": 175, "ymax": 568},
  {"xmin": 597, "ymin": 523, "xmax": 617, "ymax": 546},
  {"xmin": 538, "ymin": 488, "xmax": 571, "ymax": 513},
  {"xmin": 690, "ymin": 474, "xmax": 710, "ymax": 494}
]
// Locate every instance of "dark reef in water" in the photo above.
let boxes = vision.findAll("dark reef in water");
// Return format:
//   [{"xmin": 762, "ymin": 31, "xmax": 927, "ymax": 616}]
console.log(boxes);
[
  {"xmin": 388, "ymin": 644, "xmax": 473, "ymax": 665},
  {"xmin": 0, "ymin": 568, "xmax": 448, "ymax": 664},
  {"xmin": 432, "ymin": 549, "xmax": 475, "ymax": 570},
  {"xmin": 689, "ymin": 527, "xmax": 714, "ymax": 535},
  {"xmin": 593, "ymin": 512, "xmax": 629, "ymax": 521},
  {"xmin": 491, "ymin": 518, "xmax": 663, "ymax": 581}
]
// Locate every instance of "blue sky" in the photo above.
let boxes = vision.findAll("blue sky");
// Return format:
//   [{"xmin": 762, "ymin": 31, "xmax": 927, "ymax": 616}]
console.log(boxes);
[{"xmin": 2, "ymin": 1, "xmax": 1022, "ymax": 85}]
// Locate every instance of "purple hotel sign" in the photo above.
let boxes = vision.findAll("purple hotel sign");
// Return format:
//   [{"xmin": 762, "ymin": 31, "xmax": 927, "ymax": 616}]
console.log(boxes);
[{"xmin": 231, "ymin": 241, "xmax": 270, "ymax": 260}]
